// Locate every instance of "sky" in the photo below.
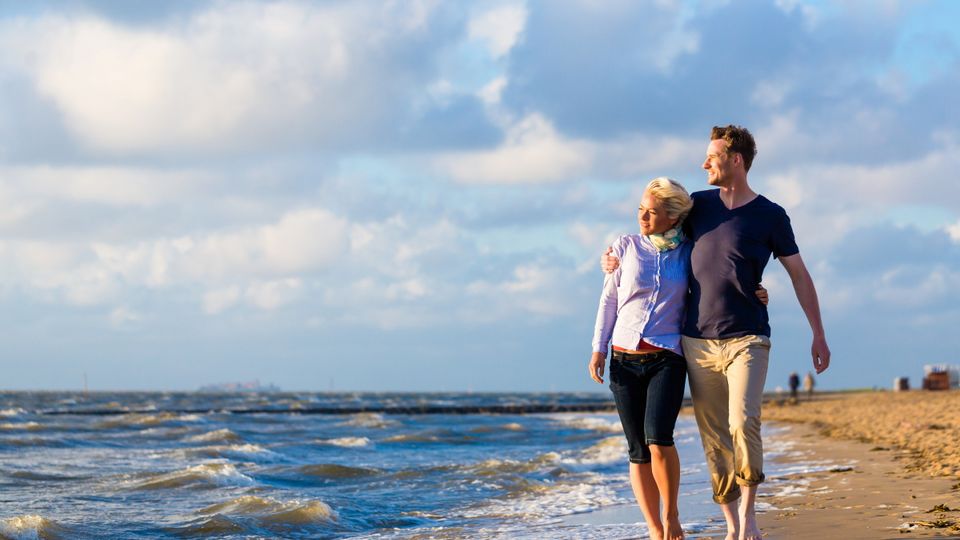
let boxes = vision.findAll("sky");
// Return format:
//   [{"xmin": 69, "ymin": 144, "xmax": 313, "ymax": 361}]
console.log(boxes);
[{"xmin": 0, "ymin": 0, "xmax": 958, "ymax": 392}]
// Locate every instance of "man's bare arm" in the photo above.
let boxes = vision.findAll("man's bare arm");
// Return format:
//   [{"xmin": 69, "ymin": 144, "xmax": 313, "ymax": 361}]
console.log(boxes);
[{"xmin": 779, "ymin": 253, "xmax": 830, "ymax": 374}]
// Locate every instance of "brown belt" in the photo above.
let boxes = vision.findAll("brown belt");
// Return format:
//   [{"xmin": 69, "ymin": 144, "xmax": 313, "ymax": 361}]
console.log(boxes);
[{"xmin": 611, "ymin": 348, "xmax": 674, "ymax": 363}]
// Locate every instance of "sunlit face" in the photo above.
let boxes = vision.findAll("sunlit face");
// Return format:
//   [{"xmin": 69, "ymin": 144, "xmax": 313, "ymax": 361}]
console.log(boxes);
[
  {"xmin": 702, "ymin": 139, "xmax": 734, "ymax": 186},
  {"xmin": 638, "ymin": 190, "xmax": 678, "ymax": 236}
]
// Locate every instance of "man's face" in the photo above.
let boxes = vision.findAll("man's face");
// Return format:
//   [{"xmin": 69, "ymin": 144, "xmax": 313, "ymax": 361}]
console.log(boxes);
[{"xmin": 702, "ymin": 139, "xmax": 733, "ymax": 186}]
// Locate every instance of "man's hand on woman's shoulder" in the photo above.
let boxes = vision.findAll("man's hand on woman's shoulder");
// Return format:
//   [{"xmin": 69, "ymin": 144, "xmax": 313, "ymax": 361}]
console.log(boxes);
[{"xmin": 601, "ymin": 247, "xmax": 620, "ymax": 274}]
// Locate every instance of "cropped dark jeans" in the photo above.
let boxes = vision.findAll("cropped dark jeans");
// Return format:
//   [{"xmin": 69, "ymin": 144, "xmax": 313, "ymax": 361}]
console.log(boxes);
[{"xmin": 609, "ymin": 349, "xmax": 687, "ymax": 464}]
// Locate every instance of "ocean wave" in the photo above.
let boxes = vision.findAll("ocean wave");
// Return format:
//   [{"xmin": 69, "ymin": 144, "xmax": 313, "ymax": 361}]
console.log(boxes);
[
  {"xmin": 380, "ymin": 428, "xmax": 478, "ymax": 445},
  {"xmin": 126, "ymin": 462, "xmax": 255, "ymax": 490},
  {"xmin": 339, "ymin": 413, "xmax": 397, "ymax": 429},
  {"xmin": 560, "ymin": 436, "xmax": 627, "ymax": 466},
  {"xmin": 167, "ymin": 495, "xmax": 337, "ymax": 536},
  {"xmin": 316, "ymin": 437, "xmax": 371, "ymax": 448},
  {"xmin": 1, "ymin": 437, "xmax": 69, "ymax": 448},
  {"xmin": 0, "ymin": 514, "xmax": 72, "ymax": 540},
  {"xmin": 186, "ymin": 428, "xmax": 242, "ymax": 443},
  {"xmin": 0, "ymin": 422, "xmax": 43, "ymax": 431},
  {"xmin": 467, "ymin": 422, "xmax": 526, "ymax": 434},
  {"xmin": 458, "ymin": 474, "xmax": 625, "ymax": 520},
  {"xmin": 0, "ymin": 409, "xmax": 26, "ymax": 417},
  {"xmin": 182, "ymin": 444, "xmax": 276, "ymax": 461},
  {"xmin": 551, "ymin": 414, "xmax": 624, "ymax": 434},
  {"xmin": 465, "ymin": 452, "xmax": 562, "ymax": 477},
  {"xmin": 198, "ymin": 495, "xmax": 336, "ymax": 524},
  {"xmin": 6, "ymin": 470, "xmax": 87, "ymax": 482},
  {"xmin": 134, "ymin": 426, "xmax": 194, "ymax": 439},
  {"xmin": 382, "ymin": 433, "xmax": 440, "ymax": 444},
  {"xmin": 295, "ymin": 463, "xmax": 382, "ymax": 479},
  {"xmin": 96, "ymin": 412, "xmax": 203, "ymax": 430}
]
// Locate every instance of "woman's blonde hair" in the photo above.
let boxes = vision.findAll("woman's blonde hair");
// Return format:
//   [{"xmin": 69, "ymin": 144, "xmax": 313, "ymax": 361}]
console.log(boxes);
[{"xmin": 645, "ymin": 177, "xmax": 693, "ymax": 223}]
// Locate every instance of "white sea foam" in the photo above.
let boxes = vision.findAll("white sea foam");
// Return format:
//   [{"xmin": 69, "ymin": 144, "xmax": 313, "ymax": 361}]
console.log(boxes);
[
  {"xmin": 0, "ymin": 422, "xmax": 42, "ymax": 431},
  {"xmin": 0, "ymin": 514, "xmax": 68, "ymax": 540},
  {"xmin": 318, "ymin": 437, "xmax": 371, "ymax": 448},
  {"xmin": 129, "ymin": 462, "xmax": 255, "ymax": 490},
  {"xmin": 0, "ymin": 408, "xmax": 25, "ymax": 417},
  {"xmin": 187, "ymin": 428, "xmax": 242, "ymax": 443},
  {"xmin": 458, "ymin": 474, "xmax": 627, "ymax": 520},
  {"xmin": 198, "ymin": 494, "xmax": 337, "ymax": 523},
  {"xmin": 340, "ymin": 413, "xmax": 396, "ymax": 429},
  {"xmin": 560, "ymin": 436, "xmax": 626, "ymax": 466},
  {"xmin": 551, "ymin": 414, "xmax": 623, "ymax": 434},
  {"xmin": 184, "ymin": 443, "xmax": 277, "ymax": 461}
]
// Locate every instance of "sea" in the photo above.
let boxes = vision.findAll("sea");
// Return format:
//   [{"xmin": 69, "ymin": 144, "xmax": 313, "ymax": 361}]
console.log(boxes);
[{"xmin": 0, "ymin": 392, "xmax": 840, "ymax": 539}]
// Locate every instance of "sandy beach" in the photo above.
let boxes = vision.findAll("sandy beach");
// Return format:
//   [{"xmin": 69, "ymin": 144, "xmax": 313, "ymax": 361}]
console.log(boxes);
[{"xmin": 754, "ymin": 390, "xmax": 960, "ymax": 539}]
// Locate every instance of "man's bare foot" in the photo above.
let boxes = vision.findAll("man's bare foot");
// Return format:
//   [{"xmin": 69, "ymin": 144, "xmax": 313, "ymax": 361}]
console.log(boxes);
[
  {"xmin": 720, "ymin": 500, "xmax": 740, "ymax": 540},
  {"xmin": 739, "ymin": 513, "xmax": 761, "ymax": 540}
]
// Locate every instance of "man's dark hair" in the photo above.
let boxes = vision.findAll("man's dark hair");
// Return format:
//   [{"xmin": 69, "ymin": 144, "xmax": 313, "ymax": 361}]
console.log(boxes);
[{"xmin": 711, "ymin": 125, "xmax": 757, "ymax": 172}]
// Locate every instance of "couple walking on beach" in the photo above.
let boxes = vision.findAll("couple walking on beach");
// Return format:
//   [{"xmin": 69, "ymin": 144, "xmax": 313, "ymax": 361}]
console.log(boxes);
[{"xmin": 589, "ymin": 125, "xmax": 831, "ymax": 540}]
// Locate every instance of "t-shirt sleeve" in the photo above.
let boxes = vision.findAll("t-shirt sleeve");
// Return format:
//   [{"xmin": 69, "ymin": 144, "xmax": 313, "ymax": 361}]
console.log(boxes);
[
  {"xmin": 682, "ymin": 191, "xmax": 703, "ymax": 237},
  {"xmin": 770, "ymin": 208, "xmax": 799, "ymax": 258}
]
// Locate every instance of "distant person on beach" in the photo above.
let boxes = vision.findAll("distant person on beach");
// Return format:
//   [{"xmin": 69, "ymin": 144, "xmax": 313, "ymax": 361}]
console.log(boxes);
[
  {"xmin": 589, "ymin": 177, "xmax": 769, "ymax": 540},
  {"xmin": 804, "ymin": 371, "xmax": 816, "ymax": 400},
  {"xmin": 601, "ymin": 125, "xmax": 830, "ymax": 540},
  {"xmin": 788, "ymin": 372, "xmax": 800, "ymax": 402}
]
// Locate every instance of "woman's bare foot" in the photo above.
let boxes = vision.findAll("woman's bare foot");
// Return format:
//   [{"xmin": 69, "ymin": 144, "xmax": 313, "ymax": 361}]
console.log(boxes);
[{"xmin": 663, "ymin": 514, "xmax": 684, "ymax": 540}]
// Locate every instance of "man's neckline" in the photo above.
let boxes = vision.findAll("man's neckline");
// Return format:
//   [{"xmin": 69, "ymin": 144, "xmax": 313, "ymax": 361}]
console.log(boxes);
[{"xmin": 715, "ymin": 189, "xmax": 760, "ymax": 211}]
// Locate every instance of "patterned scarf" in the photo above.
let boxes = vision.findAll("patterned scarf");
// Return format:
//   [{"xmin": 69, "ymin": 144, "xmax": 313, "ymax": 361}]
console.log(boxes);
[{"xmin": 647, "ymin": 226, "xmax": 684, "ymax": 252}]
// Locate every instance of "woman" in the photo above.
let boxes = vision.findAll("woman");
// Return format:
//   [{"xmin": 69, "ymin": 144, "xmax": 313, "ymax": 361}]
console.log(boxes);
[{"xmin": 589, "ymin": 178, "xmax": 767, "ymax": 540}]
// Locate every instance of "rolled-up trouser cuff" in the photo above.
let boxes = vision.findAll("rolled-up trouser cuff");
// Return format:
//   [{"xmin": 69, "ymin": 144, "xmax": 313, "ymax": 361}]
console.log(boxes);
[
  {"xmin": 713, "ymin": 487, "xmax": 741, "ymax": 504},
  {"xmin": 646, "ymin": 439, "xmax": 675, "ymax": 447},
  {"xmin": 736, "ymin": 472, "xmax": 765, "ymax": 486}
]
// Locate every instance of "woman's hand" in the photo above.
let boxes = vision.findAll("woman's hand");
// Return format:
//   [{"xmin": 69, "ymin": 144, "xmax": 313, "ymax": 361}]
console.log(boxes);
[
  {"xmin": 600, "ymin": 247, "xmax": 620, "ymax": 273},
  {"xmin": 589, "ymin": 352, "xmax": 607, "ymax": 384},
  {"xmin": 756, "ymin": 284, "xmax": 769, "ymax": 305}
]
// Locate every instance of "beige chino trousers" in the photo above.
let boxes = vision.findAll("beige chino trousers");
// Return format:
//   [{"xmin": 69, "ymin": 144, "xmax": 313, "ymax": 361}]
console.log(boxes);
[{"xmin": 682, "ymin": 335, "xmax": 770, "ymax": 504}]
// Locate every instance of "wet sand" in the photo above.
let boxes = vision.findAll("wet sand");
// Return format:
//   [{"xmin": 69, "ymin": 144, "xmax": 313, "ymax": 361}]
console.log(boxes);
[{"xmin": 757, "ymin": 390, "xmax": 960, "ymax": 538}]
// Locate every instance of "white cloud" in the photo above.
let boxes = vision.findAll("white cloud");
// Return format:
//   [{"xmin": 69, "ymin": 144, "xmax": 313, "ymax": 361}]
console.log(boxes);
[
  {"xmin": 874, "ymin": 265, "xmax": 960, "ymax": 308},
  {"xmin": 466, "ymin": 263, "xmax": 575, "ymax": 318},
  {"xmin": 245, "ymin": 278, "xmax": 303, "ymax": 310},
  {"xmin": 947, "ymin": 221, "xmax": 960, "ymax": 243},
  {"xmin": 2, "ymin": 165, "xmax": 212, "ymax": 207},
  {"xmin": 109, "ymin": 306, "xmax": 141, "ymax": 327},
  {"xmin": 165, "ymin": 208, "xmax": 349, "ymax": 280},
  {"xmin": 1, "ymin": 1, "xmax": 446, "ymax": 155},
  {"xmin": 2, "ymin": 207, "xmax": 348, "ymax": 307},
  {"xmin": 468, "ymin": 4, "xmax": 528, "ymax": 58},
  {"xmin": 434, "ymin": 114, "xmax": 594, "ymax": 183},
  {"xmin": 597, "ymin": 134, "xmax": 704, "ymax": 179},
  {"xmin": 203, "ymin": 286, "xmax": 241, "ymax": 314},
  {"xmin": 751, "ymin": 79, "xmax": 792, "ymax": 108},
  {"xmin": 478, "ymin": 76, "xmax": 508, "ymax": 105}
]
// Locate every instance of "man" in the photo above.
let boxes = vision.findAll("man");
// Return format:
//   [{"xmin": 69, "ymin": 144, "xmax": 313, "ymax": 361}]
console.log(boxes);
[
  {"xmin": 789, "ymin": 372, "xmax": 800, "ymax": 402},
  {"xmin": 602, "ymin": 125, "xmax": 830, "ymax": 540}
]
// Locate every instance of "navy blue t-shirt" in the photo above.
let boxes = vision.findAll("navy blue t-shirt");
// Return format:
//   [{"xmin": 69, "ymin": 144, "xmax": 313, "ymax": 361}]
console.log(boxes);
[{"xmin": 682, "ymin": 189, "xmax": 799, "ymax": 339}]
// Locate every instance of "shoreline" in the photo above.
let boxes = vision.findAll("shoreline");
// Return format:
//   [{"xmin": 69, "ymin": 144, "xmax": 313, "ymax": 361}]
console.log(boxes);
[
  {"xmin": 756, "ymin": 390, "xmax": 960, "ymax": 539},
  {"xmin": 569, "ymin": 391, "xmax": 960, "ymax": 539}
]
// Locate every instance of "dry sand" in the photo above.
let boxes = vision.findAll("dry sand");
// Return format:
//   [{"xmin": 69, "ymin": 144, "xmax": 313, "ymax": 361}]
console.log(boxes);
[{"xmin": 755, "ymin": 390, "xmax": 960, "ymax": 539}]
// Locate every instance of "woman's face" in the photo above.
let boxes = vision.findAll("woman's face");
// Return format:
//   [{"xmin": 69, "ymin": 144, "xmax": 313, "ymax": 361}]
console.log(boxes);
[{"xmin": 638, "ymin": 190, "xmax": 678, "ymax": 235}]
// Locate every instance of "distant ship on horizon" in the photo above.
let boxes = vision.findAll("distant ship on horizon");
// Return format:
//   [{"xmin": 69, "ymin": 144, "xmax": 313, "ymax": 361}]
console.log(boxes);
[{"xmin": 196, "ymin": 379, "xmax": 281, "ymax": 393}]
